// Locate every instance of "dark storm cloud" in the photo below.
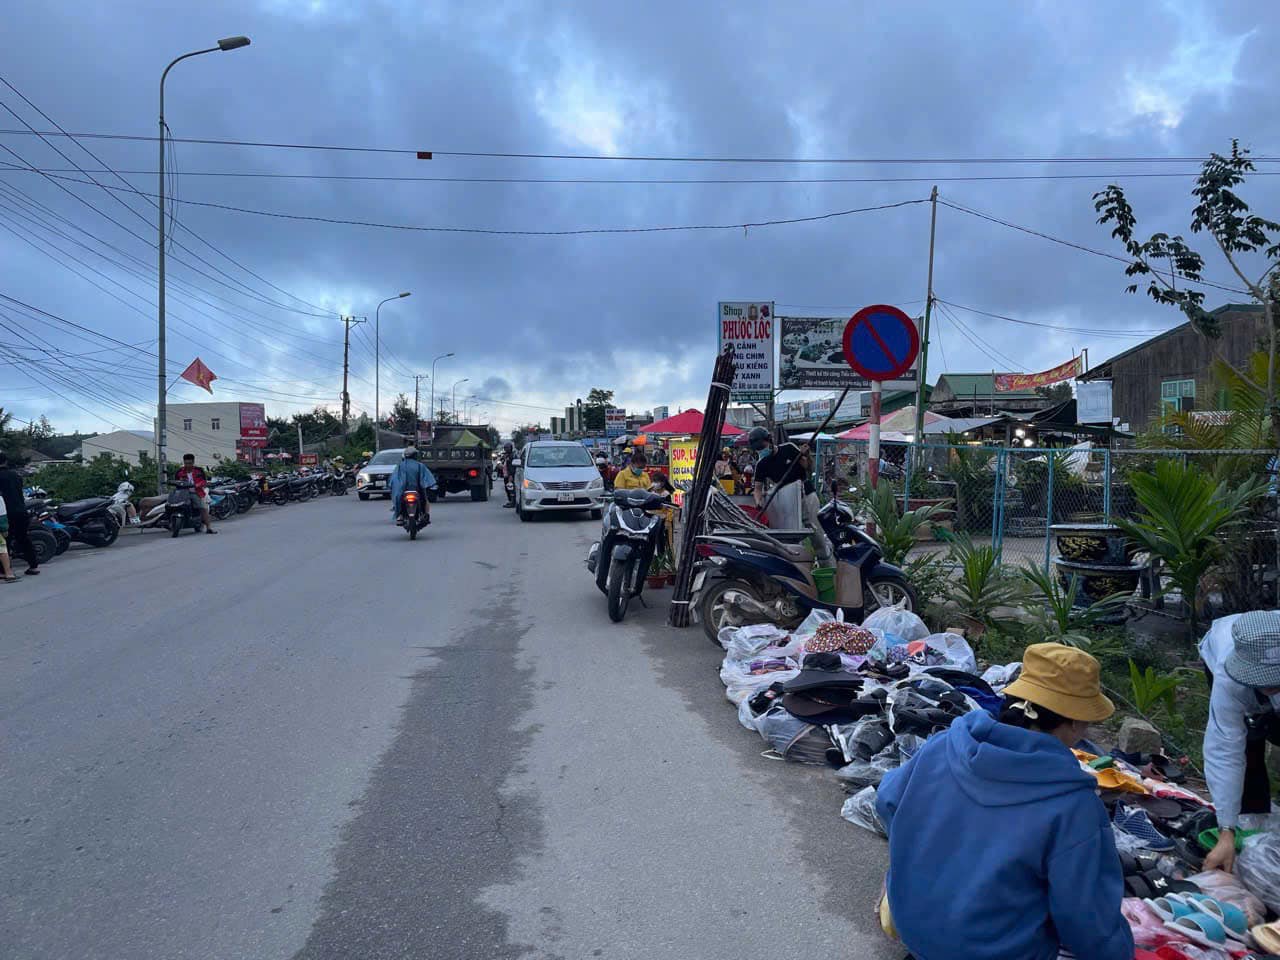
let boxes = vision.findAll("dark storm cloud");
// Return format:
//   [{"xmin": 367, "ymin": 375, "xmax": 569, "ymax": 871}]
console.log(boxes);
[{"xmin": 2, "ymin": 0, "xmax": 1277, "ymax": 431}]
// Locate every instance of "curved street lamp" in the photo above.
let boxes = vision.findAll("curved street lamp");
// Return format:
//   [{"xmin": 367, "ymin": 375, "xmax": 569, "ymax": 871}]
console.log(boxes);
[
  {"xmin": 451, "ymin": 378, "xmax": 470, "ymax": 418},
  {"xmin": 373, "ymin": 291, "xmax": 411, "ymax": 451},
  {"xmin": 157, "ymin": 36, "xmax": 250, "ymax": 490},
  {"xmin": 428, "ymin": 352, "xmax": 454, "ymax": 430}
]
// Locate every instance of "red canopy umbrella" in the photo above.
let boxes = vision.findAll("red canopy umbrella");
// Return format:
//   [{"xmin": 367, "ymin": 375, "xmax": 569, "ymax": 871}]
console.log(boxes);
[{"xmin": 636, "ymin": 409, "xmax": 744, "ymax": 436}]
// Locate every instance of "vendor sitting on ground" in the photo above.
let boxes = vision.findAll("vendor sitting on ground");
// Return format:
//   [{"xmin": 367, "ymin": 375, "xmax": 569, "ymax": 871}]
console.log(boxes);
[
  {"xmin": 613, "ymin": 451, "xmax": 650, "ymax": 490},
  {"xmin": 1198, "ymin": 609, "xmax": 1280, "ymax": 873},
  {"xmin": 875, "ymin": 643, "xmax": 1132, "ymax": 960}
]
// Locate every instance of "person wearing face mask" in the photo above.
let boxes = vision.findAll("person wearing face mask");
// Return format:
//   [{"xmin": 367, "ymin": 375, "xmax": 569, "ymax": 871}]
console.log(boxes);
[
  {"xmin": 613, "ymin": 450, "xmax": 651, "ymax": 490},
  {"xmin": 875, "ymin": 643, "xmax": 1132, "ymax": 960},
  {"xmin": 748, "ymin": 426, "xmax": 832, "ymax": 565}
]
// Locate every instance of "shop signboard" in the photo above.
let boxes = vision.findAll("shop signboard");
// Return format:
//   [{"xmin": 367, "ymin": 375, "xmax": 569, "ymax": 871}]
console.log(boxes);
[
  {"xmin": 1076, "ymin": 380, "xmax": 1113, "ymax": 423},
  {"xmin": 239, "ymin": 402, "xmax": 267, "ymax": 439},
  {"xmin": 995, "ymin": 356, "xmax": 1082, "ymax": 392},
  {"xmin": 779, "ymin": 316, "xmax": 918, "ymax": 390},
  {"xmin": 299, "ymin": 453, "xmax": 319, "ymax": 466},
  {"xmin": 668, "ymin": 440, "xmax": 699, "ymax": 487},
  {"xmin": 804, "ymin": 397, "xmax": 834, "ymax": 419},
  {"xmin": 718, "ymin": 301, "xmax": 775, "ymax": 402},
  {"xmin": 777, "ymin": 400, "xmax": 806, "ymax": 422},
  {"xmin": 605, "ymin": 407, "xmax": 627, "ymax": 437}
]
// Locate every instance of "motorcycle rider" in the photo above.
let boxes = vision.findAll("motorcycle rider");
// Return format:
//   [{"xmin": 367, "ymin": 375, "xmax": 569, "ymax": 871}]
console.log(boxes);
[
  {"xmin": 175, "ymin": 453, "xmax": 216, "ymax": 534},
  {"xmin": 111, "ymin": 481, "xmax": 142, "ymax": 527},
  {"xmin": 499, "ymin": 441, "xmax": 517, "ymax": 507},
  {"xmin": 749, "ymin": 426, "xmax": 833, "ymax": 565},
  {"xmin": 389, "ymin": 444, "xmax": 436, "ymax": 525}
]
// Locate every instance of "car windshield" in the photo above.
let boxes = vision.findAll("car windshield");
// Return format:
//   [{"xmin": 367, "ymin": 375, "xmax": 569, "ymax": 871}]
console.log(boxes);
[
  {"xmin": 369, "ymin": 450, "xmax": 403, "ymax": 466},
  {"xmin": 527, "ymin": 445, "xmax": 594, "ymax": 468}
]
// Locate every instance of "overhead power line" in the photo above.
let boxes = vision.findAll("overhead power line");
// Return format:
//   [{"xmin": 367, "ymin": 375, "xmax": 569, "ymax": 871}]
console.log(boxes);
[
  {"xmin": 5, "ymin": 162, "xmax": 1279, "ymax": 186},
  {"xmin": 0, "ymin": 129, "xmax": 1276, "ymax": 164},
  {"xmin": 936, "ymin": 297, "xmax": 1168, "ymax": 340}
]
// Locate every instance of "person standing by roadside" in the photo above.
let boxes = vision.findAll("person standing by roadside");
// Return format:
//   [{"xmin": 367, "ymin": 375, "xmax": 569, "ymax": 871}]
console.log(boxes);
[
  {"xmin": 748, "ymin": 427, "xmax": 833, "ymax": 565},
  {"xmin": 175, "ymin": 453, "xmax": 217, "ymax": 534},
  {"xmin": 0, "ymin": 492, "xmax": 20, "ymax": 582},
  {"xmin": 0, "ymin": 453, "xmax": 38, "ymax": 575}
]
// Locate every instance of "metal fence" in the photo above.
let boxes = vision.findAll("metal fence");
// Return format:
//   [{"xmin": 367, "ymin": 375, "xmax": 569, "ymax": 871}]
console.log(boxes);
[{"xmin": 815, "ymin": 439, "xmax": 1278, "ymax": 584}]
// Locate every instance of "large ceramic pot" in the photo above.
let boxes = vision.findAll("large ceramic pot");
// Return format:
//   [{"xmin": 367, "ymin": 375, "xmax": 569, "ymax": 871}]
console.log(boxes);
[
  {"xmin": 1053, "ymin": 557, "xmax": 1144, "ymax": 602},
  {"xmin": 1051, "ymin": 523, "xmax": 1135, "ymax": 564}
]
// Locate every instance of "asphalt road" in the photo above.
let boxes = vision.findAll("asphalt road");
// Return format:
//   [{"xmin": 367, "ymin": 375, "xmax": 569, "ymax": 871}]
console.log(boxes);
[{"xmin": 1, "ymin": 491, "xmax": 896, "ymax": 960}]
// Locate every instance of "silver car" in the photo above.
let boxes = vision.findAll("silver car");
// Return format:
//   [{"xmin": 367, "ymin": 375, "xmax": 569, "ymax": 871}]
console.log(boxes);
[
  {"xmin": 516, "ymin": 441, "xmax": 605, "ymax": 520},
  {"xmin": 356, "ymin": 449, "xmax": 403, "ymax": 500}
]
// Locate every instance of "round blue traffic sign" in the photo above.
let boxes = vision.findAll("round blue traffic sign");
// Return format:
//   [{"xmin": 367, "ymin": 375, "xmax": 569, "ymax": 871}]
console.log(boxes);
[{"xmin": 842, "ymin": 304, "xmax": 920, "ymax": 381}]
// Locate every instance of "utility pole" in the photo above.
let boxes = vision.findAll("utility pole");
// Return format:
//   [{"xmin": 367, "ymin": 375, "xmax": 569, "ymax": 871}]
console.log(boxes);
[
  {"xmin": 297, "ymin": 421, "xmax": 304, "ymax": 462},
  {"xmin": 339, "ymin": 315, "xmax": 366, "ymax": 435},
  {"xmin": 912, "ymin": 185, "xmax": 939, "ymax": 450},
  {"xmin": 413, "ymin": 374, "xmax": 429, "ymax": 443}
]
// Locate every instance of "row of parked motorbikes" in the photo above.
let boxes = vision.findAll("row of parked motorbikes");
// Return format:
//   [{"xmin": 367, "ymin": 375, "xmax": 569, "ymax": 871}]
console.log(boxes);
[{"xmin": 19, "ymin": 468, "xmax": 357, "ymax": 563}]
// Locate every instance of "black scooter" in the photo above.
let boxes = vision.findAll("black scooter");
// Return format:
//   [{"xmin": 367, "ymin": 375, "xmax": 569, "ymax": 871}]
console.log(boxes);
[
  {"xmin": 51, "ymin": 495, "xmax": 120, "ymax": 548},
  {"xmin": 585, "ymin": 489, "xmax": 670, "ymax": 622},
  {"xmin": 164, "ymin": 480, "xmax": 203, "ymax": 537}
]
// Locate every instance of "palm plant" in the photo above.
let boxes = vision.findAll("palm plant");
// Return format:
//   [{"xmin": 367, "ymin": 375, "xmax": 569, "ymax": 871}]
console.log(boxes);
[
  {"xmin": 941, "ymin": 532, "xmax": 1025, "ymax": 631},
  {"xmin": 1018, "ymin": 563, "xmax": 1130, "ymax": 647},
  {"xmin": 864, "ymin": 482, "xmax": 952, "ymax": 565},
  {"xmin": 1116, "ymin": 459, "xmax": 1266, "ymax": 637}
]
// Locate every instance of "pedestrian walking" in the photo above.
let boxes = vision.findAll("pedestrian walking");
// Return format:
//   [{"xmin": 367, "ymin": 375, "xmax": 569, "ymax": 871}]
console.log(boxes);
[
  {"xmin": 0, "ymin": 493, "xmax": 20, "ymax": 583},
  {"xmin": 0, "ymin": 453, "xmax": 39, "ymax": 575}
]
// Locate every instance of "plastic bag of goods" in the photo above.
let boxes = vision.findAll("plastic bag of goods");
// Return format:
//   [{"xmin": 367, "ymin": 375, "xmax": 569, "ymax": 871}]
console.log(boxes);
[
  {"xmin": 723, "ymin": 667, "xmax": 798, "ymax": 707},
  {"xmin": 794, "ymin": 608, "xmax": 835, "ymax": 639},
  {"xmin": 841, "ymin": 786, "xmax": 886, "ymax": 837},
  {"xmin": 861, "ymin": 605, "xmax": 930, "ymax": 642},
  {"xmin": 923, "ymin": 633, "xmax": 977, "ymax": 674},
  {"xmin": 757, "ymin": 704, "xmax": 834, "ymax": 764},
  {"xmin": 719, "ymin": 622, "xmax": 790, "ymax": 659},
  {"xmin": 1234, "ymin": 833, "xmax": 1280, "ymax": 916},
  {"xmin": 1186, "ymin": 869, "xmax": 1266, "ymax": 926}
]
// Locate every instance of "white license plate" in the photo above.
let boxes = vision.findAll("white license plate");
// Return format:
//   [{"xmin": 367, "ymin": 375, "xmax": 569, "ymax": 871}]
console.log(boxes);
[
  {"xmin": 556, "ymin": 492, "xmax": 576, "ymax": 502},
  {"xmin": 692, "ymin": 570, "xmax": 707, "ymax": 594}
]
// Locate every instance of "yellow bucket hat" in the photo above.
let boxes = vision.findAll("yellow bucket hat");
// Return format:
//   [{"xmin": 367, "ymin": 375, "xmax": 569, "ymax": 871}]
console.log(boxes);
[{"xmin": 1002, "ymin": 643, "xmax": 1115, "ymax": 723}]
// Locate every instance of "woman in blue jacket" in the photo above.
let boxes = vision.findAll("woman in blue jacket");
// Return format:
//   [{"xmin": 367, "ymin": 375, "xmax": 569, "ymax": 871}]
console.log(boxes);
[{"xmin": 875, "ymin": 643, "xmax": 1133, "ymax": 960}]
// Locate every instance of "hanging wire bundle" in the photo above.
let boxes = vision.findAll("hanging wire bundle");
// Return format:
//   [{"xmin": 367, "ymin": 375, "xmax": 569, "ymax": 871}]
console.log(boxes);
[{"xmin": 669, "ymin": 346, "xmax": 737, "ymax": 627}]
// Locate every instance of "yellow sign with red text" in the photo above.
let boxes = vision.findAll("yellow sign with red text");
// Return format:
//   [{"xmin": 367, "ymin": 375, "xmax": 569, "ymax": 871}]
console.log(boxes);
[{"xmin": 669, "ymin": 440, "xmax": 699, "ymax": 488}]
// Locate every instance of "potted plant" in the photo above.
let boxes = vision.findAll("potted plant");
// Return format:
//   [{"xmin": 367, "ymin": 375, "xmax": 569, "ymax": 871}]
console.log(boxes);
[{"xmin": 648, "ymin": 548, "xmax": 676, "ymax": 589}]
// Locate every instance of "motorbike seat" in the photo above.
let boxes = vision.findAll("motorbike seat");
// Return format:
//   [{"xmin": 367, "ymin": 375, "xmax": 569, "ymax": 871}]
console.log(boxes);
[
  {"xmin": 138, "ymin": 495, "xmax": 167, "ymax": 512},
  {"xmin": 715, "ymin": 531, "xmax": 815, "ymax": 563},
  {"xmin": 56, "ymin": 497, "xmax": 111, "ymax": 518}
]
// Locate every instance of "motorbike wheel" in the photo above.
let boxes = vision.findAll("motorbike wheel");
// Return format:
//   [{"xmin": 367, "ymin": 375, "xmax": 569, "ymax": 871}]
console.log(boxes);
[
  {"xmin": 212, "ymin": 499, "xmax": 235, "ymax": 521},
  {"xmin": 169, "ymin": 514, "xmax": 183, "ymax": 538},
  {"xmin": 26, "ymin": 529, "xmax": 58, "ymax": 565},
  {"xmin": 236, "ymin": 494, "xmax": 255, "ymax": 513},
  {"xmin": 357, "ymin": 492, "xmax": 370, "ymax": 501},
  {"xmin": 86, "ymin": 516, "xmax": 120, "ymax": 547},
  {"xmin": 53, "ymin": 529, "xmax": 72, "ymax": 554},
  {"xmin": 273, "ymin": 490, "xmax": 289, "ymax": 506},
  {"xmin": 863, "ymin": 574, "xmax": 919, "ymax": 616},
  {"xmin": 407, "ymin": 515, "xmax": 419, "ymax": 540},
  {"xmin": 606, "ymin": 554, "xmax": 635, "ymax": 622},
  {"xmin": 698, "ymin": 578, "xmax": 766, "ymax": 646}
]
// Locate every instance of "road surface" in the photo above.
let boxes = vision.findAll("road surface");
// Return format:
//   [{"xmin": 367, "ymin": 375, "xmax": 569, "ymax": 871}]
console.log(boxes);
[{"xmin": 1, "ymin": 492, "xmax": 895, "ymax": 959}]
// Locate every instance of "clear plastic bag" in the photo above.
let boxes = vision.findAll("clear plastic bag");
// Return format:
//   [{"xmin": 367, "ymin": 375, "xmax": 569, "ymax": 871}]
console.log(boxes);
[
  {"xmin": 1188, "ymin": 868, "xmax": 1267, "ymax": 926},
  {"xmin": 980, "ymin": 662, "xmax": 1022, "ymax": 691},
  {"xmin": 719, "ymin": 623, "xmax": 790, "ymax": 659},
  {"xmin": 840, "ymin": 785, "xmax": 886, "ymax": 837},
  {"xmin": 1234, "ymin": 833, "xmax": 1280, "ymax": 916},
  {"xmin": 795, "ymin": 608, "xmax": 835, "ymax": 638},
  {"xmin": 922, "ymin": 633, "xmax": 977, "ymax": 674},
  {"xmin": 757, "ymin": 704, "xmax": 832, "ymax": 763},
  {"xmin": 723, "ymin": 669, "xmax": 798, "ymax": 706},
  {"xmin": 861, "ymin": 605, "xmax": 929, "ymax": 642}
]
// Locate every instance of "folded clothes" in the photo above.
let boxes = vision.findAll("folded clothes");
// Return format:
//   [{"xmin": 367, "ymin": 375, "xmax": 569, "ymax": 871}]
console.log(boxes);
[{"xmin": 1074, "ymin": 749, "xmax": 1149, "ymax": 795}]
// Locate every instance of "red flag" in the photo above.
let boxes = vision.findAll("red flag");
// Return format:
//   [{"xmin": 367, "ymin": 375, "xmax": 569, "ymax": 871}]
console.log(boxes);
[{"xmin": 180, "ymin": 357, "xmax": 217, "ymax": 393}]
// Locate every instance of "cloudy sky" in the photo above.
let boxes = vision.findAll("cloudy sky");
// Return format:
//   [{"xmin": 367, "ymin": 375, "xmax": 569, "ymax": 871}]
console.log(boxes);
[{"xmin": 1, "ymin": 0, "xmax": 1277, "ymax": 435}]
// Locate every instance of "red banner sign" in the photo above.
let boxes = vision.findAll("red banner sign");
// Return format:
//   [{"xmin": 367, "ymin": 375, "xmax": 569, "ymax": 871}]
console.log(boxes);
[
  {"xmin": 299, "ymin": 453, "xmax": 319, "ymax": 466},
  {"xmin": 239, "ymin": 403, "xmax": 267, "ymax": 439},
  {"xmin": 994, "ymin": 356, "xmax": 1082, "ymax": 393}
]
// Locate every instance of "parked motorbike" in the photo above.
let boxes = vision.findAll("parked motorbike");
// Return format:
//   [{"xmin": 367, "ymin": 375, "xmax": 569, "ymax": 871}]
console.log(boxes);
[
  {"xmin": 585, "ymin": 488, "xmax": 671, "ymax": 622},
  {"xmin": 259, "ymin": 475, "xmax": 291, "ymax": 505},
  {"xmin": 208, "ymin": 488, "xmax": 238, "ymax": 522},
  {"xmin": 690, "ymin": 495, "xmax": 918, "ymax": 644},
  {"xmin": 50, "ymin": 495, "xmax": 120, "ymax": 548},
  {"xmin": 163, "ymin": 480, "xmax": 203, "ymax": 537},
  {"xmin": 31, "ymin": 506, "xmax": 72, "ymax": 555}
]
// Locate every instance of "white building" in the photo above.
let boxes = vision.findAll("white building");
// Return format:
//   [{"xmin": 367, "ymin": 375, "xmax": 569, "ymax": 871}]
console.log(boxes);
[
  {"xmin": 77, "ymin": 430, "xmax": 155, "ymax": 466},
  {"xmin": 162, "ymin": 401, "xmax": 268, "ymax": 465}
]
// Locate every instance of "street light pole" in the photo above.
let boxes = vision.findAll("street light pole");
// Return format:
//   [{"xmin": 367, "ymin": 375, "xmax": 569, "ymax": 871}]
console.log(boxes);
[
  {"xmin": 428, "ymin": 352, "xmax": 454, "ymax": 432},
  {"xmin": 373, "ymin": 291, "xmax": 411, "ymax": 451},
  {"xmin": 157, "ymin": 35, "xmax": 250, "ymax": 493},
  {"xmin": 451, "ymin": 378, "xmax": 470, "ymax": 419}
]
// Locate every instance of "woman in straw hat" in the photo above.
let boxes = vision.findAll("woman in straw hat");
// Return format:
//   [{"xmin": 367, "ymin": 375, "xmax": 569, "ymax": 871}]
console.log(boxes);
[{"xmin": 875, "ymin": 643, "xmax": 1132, "ymax": 960}]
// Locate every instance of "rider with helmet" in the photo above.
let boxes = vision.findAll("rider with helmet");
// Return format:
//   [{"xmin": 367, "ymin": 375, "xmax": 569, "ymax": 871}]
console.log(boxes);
[
  {"xmin": 111, "ymin": 481, "xmax": 141, "ymax": 527},
  {"xmin": 499, "ymin": 441, "xmax": 518, "ymax": 507},
  {"xmin": 389, "ymin": 444, "xmax": 437, "ymax": 525},
  {"xmin": 749, "ymin": 426, "xmax": 833, "ymax": 565}
]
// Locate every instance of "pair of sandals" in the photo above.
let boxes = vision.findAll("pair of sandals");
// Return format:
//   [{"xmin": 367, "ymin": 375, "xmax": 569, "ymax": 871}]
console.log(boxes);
[{"xmin": 1144, "ymin": 892, "xmax": 1251, "ymax": 949}]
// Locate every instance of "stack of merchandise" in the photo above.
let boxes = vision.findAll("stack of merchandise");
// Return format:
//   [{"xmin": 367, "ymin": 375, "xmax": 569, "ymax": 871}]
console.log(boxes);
[{"xmin": 717, "ymin": 609, "xmax": 1280, "ymax": 958}]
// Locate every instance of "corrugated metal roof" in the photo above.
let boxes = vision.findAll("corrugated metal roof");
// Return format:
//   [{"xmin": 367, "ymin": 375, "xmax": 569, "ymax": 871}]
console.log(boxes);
[{"xmin": 935, "ymin": 373, "xmax": 1039, "ymax": 399}]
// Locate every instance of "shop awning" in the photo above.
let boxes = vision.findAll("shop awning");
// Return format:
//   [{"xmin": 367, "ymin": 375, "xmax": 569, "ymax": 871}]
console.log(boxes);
[{"xmin": 635, "ymin": 409, "xmax": 744, "ymax": 436}]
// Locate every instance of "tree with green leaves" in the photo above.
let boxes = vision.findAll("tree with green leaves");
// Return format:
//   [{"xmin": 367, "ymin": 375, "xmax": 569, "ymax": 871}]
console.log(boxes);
[
  {"xmin": 1035, "ymin": 382, "xmax": 1072, "ymax": 406},
  {"xmin": 511, "ymin": 423, "xmax": 546, "ymax": 449},
  {"xmin": 1093, "ymin": 141, "xmax": 1279, "ymax": 444},
  {"xmin": 582, "ymin": 387, "xmax": 614, "ymax": 431},
  {"xmin": 389, "ymin": 394, "xmax": 416, "ymax": 433}
]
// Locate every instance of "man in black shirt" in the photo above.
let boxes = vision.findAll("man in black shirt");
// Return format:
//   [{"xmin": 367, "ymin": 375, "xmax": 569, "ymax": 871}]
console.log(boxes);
[
  {"xmin": 747, "ymin": 427, "xmax": 833, "ymax": 564},
  {"xmin": 0, "ymin": 453, "xmax": 38, "ymax": 575}
]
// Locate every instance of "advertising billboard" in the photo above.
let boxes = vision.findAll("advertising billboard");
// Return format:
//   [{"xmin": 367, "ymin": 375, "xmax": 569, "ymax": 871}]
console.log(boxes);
[
  {"xmin": 778, "ymin": 316, "xmax": 918, "ymax": 390},
  {"xmin": 718, "ymin": 301, "xmax": 775, "ymax": 402},
  {"xmin": 239, "ymin": 402, "xmax": 267, "ymax": 439}
]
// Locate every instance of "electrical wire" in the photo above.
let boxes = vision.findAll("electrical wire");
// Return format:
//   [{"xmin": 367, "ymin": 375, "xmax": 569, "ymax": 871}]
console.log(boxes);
[
  {"xmin": 6, "ymin": 162, "xmax": 1280, "ymax": 186},
  {"xmin": 937, "ymin": 297, "xmax": 1169, "ymax": 340},
  {"xmin": 934, "ymin": 301, "xmax": 1022, "ymax": 371},
  {"xmin": 1, "ymin": 129, "xmax": 1276, "ymax": 164},
  {"xmin": 937, "ymin": 196, "xmax": 1251, "ymax": 296}
]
